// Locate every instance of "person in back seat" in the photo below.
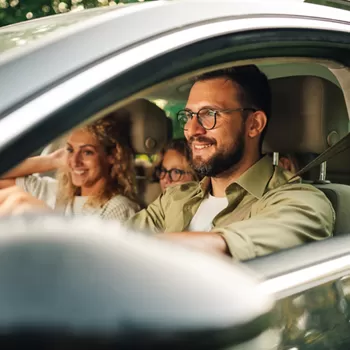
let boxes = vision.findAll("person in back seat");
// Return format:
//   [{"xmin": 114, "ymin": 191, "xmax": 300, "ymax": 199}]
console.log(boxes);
[
  {"xmin": 156, "ymin": 139, "xmax": 199, "ymax": 192},
  {"xmin": 272, "ymin": 153, "xmax": 317, "ymax": 181},
  {"xmin": 268, "ymin": 152, "xmax": 313, "ymax": 174},
  {"xmin": 0, "ymin": 114, "xmax": 140, "ymax": 221},
  {"xmin": 277, "ymin": 153, "xmax": 301, "ymax": 174},
  {"xmin": 127, "ymin": 65, "xmax": 334, "ymax": 260}
]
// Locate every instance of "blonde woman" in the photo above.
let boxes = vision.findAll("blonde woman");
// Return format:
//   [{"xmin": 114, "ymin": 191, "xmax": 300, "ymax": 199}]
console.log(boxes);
[{"xmin": 0, "ymin": 115, "xmax": 140, "ymax": 221}]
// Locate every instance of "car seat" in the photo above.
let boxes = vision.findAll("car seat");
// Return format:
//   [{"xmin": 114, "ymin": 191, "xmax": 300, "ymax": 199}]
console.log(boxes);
[{"xmin": 264, "ymin": 76, "xmax": 350, "ymax": 235}]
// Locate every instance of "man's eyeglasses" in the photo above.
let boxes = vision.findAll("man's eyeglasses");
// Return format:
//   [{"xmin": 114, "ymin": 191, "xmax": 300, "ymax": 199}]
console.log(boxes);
[
  {"xmin": 177, "ymin": 107, "xmax": 257, "ymax": 130},
  {"xmin": 156, "ymin": 167, "xmax": 191, "ymax": 182}
]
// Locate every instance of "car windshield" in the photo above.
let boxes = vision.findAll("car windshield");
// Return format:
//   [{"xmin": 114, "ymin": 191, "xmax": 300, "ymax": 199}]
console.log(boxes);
[{"xmin": 0, "ymin": 5, "xmax": 131, "ymax": 54}]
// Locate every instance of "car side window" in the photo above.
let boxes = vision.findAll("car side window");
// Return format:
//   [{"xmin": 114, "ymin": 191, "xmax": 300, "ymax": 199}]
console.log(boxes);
[{"xmin": 273, "ymin": 280, "xmax": 350, "ymax": 349}]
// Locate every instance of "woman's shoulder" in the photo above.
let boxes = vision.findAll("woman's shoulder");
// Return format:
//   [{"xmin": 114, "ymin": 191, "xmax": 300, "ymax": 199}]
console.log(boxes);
[
  {"xmin": 105, "ymin": 195, "xmax": 140, "ymax": 208},
  {"xmin": 101, "ymin": 195, "xmax": 141, "ymax": 221}
]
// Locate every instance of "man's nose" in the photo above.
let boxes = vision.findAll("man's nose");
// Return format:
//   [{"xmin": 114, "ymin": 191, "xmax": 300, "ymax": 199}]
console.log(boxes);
[{"xmin": 185, "ymin": 115, "xmax": 206, "ymax": 138}]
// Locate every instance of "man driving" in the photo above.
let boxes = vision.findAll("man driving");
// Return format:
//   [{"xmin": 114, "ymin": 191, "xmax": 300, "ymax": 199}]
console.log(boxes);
[{"xmin": 128, "ymin": 65, "xmax": 334, "ymax": 259}]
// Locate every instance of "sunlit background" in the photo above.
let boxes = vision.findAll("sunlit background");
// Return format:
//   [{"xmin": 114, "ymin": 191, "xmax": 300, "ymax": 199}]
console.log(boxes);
[
  {"xmin": 1, "ymin": 1, "xmax": 350, "ymax": 27},
  {"xmin": 0, "ymin": 0, "xmax": 155, "ymax": 27}
]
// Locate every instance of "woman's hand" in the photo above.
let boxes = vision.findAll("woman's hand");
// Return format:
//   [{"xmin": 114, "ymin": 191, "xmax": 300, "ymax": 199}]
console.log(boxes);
[
  {"xmin": 50, "ymin": 148, "xmax": 68, "ymax": 169},
  {"xmin": 0, "ymin": 186, "xmax": 52, "ymax": 216}
]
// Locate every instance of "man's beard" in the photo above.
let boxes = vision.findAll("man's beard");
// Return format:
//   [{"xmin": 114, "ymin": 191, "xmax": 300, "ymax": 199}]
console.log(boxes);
[{"xmin": 189, "ymin": 128, "xmax": 245, "ymax": 178}]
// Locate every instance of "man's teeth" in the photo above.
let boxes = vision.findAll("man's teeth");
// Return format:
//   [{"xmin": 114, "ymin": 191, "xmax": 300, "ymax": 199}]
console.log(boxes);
[{"xmin": 194, "ymin": 144, "xmax": 213, "ymax": 150}]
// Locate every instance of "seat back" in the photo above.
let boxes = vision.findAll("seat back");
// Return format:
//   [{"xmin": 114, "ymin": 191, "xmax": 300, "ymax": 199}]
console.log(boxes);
[
  {"xmin": 319, "ymin": 141, "xmax": 350, "ymax": 235},
  {"xmin": 130, "ymin": 104, "xmax": 172, "ymax": 206},
  {"xmin": 42, "ymin": 98, "xmax": 170, "ymax": 156},
  {"xmin": 327, "ymin": 146, "xmax": 350, "ymax": 185},
  {"xmin": 134, "ymin": 159, "xmax": 162, "ymax": 208},
  {"xmin": 264, "ymin": 76, "xmax": 350, "ymax": 235},
  {"xmin": 314, "ymin": 183, "xmax": 350, "ymax": 235}
]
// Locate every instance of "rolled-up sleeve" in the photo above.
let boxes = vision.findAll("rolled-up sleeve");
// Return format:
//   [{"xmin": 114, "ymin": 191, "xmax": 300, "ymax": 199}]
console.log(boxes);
[
  {"xmin": 211, "ymin": 185, "xmax": 335, "ymax": 260},
  {"xmin": 127, "ymin": 192, "xmax": 167, "ymax": 233}
]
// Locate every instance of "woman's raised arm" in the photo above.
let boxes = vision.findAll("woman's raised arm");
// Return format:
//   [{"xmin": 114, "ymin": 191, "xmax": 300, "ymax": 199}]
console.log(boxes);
[{"xmin": 0, "ymin": 148, "xmax": 67, "ymax": 189}]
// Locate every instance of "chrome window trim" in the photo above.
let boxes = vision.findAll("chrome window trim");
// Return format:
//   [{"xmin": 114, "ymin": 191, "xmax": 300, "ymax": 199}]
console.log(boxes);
[
  {"xmin": 0, "ymin": 16, "xmax": 349, "ymax": 149},
  {"xmin": 259, "ymin": 255, "xmax": 350, "ymax": 300}
]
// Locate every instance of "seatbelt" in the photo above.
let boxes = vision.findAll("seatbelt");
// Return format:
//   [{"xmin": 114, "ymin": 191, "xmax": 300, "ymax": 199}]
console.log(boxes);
[{"xmin": 292, "ymin": 132, "xmax": 350, "ymax": 179}]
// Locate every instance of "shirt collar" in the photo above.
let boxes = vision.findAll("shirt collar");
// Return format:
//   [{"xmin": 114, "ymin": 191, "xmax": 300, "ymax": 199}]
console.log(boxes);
[
  {"xmin": 198, "ymin": 156, "xmax": 274, "ymax": 199},
  {"xmin": 233, "ymin": 156, "xmax": 274, "ymax": 199},
  {"xmin": 199, "ymin": 177, "xmax": 211, "ymax": 192}
]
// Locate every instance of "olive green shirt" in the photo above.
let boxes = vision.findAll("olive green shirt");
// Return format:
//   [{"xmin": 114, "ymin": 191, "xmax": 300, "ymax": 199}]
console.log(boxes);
[{"xmin": 129, "ymin": 156, "xmax": 334, "ymax": 260}]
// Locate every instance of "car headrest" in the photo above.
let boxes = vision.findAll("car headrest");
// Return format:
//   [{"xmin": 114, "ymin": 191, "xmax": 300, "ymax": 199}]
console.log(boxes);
[
  {"xmin": 0, "ymin": 215, "xmax": 273, "ymax": 349},
  {"xmin": 41, "ymin": 99, "xmax": 171, "ymax": 157},
  {"xmin": 263, "ymin": 76, "xmax": 349, "ymax": 154},
  {"xmin": 123, "ymin": 98, "xmax": 172, "ymax": 154}
]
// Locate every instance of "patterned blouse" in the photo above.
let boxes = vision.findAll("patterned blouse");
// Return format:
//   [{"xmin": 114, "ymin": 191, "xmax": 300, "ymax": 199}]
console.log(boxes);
[{"xmin": 16, "ymin": 175, "xmax": 140, "ymax": 221}]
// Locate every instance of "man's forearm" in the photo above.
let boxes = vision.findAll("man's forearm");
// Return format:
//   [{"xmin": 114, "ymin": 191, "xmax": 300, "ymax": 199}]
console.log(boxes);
[{"xmin": 156, "ymin": 231, "xmax": 230, "ymax": 256}]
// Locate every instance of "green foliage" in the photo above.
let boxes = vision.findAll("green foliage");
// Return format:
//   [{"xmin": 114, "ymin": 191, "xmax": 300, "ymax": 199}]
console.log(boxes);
[
  {"xmin": 164, "ymin": 102, "xmax": 185, "ymax": 139},
  {"xmin": 1, "ymin": 0, "xmax": 349, "ymax": 28},
  {"xmin": 0, "ymin": 0, "xmax": 155, "ymax": 27}
]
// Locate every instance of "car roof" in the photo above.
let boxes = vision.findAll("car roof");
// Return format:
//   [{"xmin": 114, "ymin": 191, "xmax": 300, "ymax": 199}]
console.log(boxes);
[
  {"xmin": 0, "ymin": 0, "xmax": 349, "ymax": 118},
  {"xmin": 0, "ymin": 0, "xmax": 349, "ymax": 62},
  {"xmin": 0, "ymin": 6, "xmax": 132, "ymax": 54}
]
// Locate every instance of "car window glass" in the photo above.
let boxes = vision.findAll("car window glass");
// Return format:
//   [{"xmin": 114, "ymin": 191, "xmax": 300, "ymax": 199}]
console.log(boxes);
[
  {"xmin": 152, "ymin": 99, "xmax": 185, "ymax": 139},
  {"xmin": 273, "ymin": 279, "xmax": 350, "ymax": 349}
]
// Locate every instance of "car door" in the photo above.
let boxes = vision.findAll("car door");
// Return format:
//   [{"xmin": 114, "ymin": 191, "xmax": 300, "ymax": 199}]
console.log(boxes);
[{"xmin": 244, "ymin": 235, "xmax": 350, "ymax": 350}]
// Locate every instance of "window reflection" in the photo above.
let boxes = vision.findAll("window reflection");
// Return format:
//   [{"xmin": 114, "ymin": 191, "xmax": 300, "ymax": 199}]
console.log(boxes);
[{"xmin": 272, "ymin": 279, "xmax": 350, "ymax": 350}]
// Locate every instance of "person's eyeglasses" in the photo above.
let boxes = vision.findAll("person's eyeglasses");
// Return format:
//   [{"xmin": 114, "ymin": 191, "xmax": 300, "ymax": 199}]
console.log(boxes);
[
  {"xmin": 156, "ymin": 167, "xmax": 191, "ymax": 182},
  {"xmin": 177, "ymin": 107, "xmax": 257, "ymax": 130}
]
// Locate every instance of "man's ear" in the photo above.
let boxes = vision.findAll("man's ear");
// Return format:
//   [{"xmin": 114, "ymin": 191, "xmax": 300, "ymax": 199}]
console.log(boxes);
[{"xmin": 246, "ymin": 111, "xmax": 267, "ymax": 138}]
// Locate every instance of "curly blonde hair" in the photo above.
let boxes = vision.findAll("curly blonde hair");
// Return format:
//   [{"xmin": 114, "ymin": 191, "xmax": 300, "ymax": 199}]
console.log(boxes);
[{"xmin": 56, "ymin": 112, "xmax": 137, "ymax": 209}]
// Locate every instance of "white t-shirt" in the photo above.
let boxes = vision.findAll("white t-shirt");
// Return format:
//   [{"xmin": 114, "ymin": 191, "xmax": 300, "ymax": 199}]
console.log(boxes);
[
  {"xmin": 187, "ymin": 194, "xmax": 228, "ymax": 232},
  {"xmin": 16, "ymin": 175, "xmax": 140, "ymax": 221}
]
